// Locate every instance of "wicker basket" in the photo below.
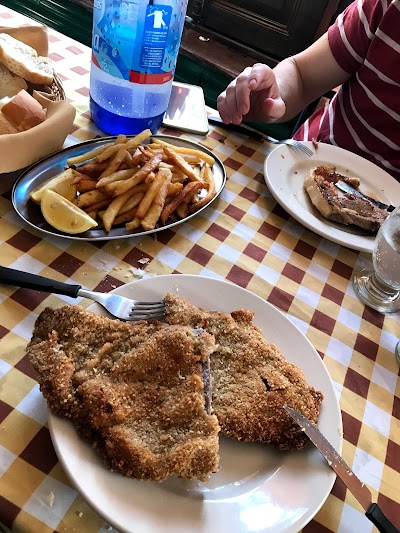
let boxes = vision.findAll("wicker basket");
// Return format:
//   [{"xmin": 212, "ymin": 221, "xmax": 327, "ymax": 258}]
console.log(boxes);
[
  {"xmin": 27, "ymin": 70, "xmax": 66, "ymax": 101},
  {"xmin": 0, "ymin": 69, "xmax": 75, "ymax": 174},
  {"xmin": 50, "ymin": 71, "xmax": 66, "ymax": 100},
  {"xmin": 0, "ymin": 26, "xmax": 75, "ymax": 173}
]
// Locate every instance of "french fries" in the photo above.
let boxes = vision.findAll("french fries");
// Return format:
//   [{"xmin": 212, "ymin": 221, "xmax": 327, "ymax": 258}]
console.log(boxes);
[
  {"xmin": 190, "ymin": 164, "xmax": 217, "ymax": 212},
  {"xmin": 160, "ymin": 181, "xmax": 203, "ymax": 224},
  {"xmin": 50, "ymin": 131, "xmax": 218, "ymax": 234},
  {"xmin": 102, "ymin": 188, "xmax": 139, "ymax": 232},
  {"xmin": 141, "ymin": 169, "xmax": 172, "ymax": 231}
]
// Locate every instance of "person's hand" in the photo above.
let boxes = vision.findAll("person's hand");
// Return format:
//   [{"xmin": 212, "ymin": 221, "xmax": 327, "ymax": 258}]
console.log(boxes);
[{"xmin": 217, "ymin": 63, "xmax": 286, "ymax": 124}]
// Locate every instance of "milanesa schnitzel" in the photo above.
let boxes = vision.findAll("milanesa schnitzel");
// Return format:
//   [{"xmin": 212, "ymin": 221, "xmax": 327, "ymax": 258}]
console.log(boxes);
[
  {"xmin": 27, "ymin": 305, "xmax": 220, "ymax": 482},
  {"xmin": 165, "ymin": 293, "xmax": 323, "ymax": 450}
]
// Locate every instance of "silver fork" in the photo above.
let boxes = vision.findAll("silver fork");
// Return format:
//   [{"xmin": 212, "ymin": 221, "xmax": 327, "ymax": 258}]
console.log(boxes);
[
  {"xmin": 0, "ymin": 266, "xmax": 166, "ymax": 321},
  {"xmin": 267, "ymin": 138, "xmax": 314, "ymax": 157}
]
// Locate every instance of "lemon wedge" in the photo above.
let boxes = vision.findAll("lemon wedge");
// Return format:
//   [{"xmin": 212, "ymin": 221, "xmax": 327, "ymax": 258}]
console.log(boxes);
[
  {"xmin": 30, "ymin": 168, "xmax": 77, "ymax": 203},
  {"xmin": 40, "ymin": 189, "xmax": 98, "ymax": 234}
]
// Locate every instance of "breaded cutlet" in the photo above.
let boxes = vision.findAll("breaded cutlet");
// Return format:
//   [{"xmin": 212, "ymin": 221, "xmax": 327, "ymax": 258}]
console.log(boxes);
[
  {"xmin": 165, "ymin": 293, "xmax": 323, "ymax": 451},
  {"xmin": 27, "ymin": 305, "xmax": 220, "ymax": 482}
]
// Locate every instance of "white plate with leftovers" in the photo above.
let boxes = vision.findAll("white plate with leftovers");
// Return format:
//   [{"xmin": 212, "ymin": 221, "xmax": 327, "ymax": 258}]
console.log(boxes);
[{"xmin": 264, "ymin": 142, "xmax": 400, "ymax": 253}]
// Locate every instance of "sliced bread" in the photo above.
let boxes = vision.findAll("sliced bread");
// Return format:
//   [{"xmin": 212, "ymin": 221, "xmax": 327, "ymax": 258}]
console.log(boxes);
[
  {"xmin": 0, "ymin": 62, "xmax": 27, "ymax": 99},
  {"xmin": 0, "ymin": 33, "xmax": 53, "ymax": 85}
]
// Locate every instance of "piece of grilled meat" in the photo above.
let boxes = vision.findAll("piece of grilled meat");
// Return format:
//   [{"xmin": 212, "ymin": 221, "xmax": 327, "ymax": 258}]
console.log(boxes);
[
  {"xmin": 165, "ymin": 293, "xmax": 323, "ymax": 451},
  {"xmin": 27, "ymin": 305, "xmax": 220, "ymax": 482},
  {"xmin": 304, "ymin": 165, "xmax": 389, "ymax": 231}
]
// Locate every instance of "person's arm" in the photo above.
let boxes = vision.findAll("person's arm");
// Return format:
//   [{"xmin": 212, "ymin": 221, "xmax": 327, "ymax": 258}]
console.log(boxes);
[
  {"xmin": 217, "ymin": 33, "xmax": 352, "ymax": 125},
  {"xmin": 275, "ymin": 33, "xmax": 351, "ymax": 121}
]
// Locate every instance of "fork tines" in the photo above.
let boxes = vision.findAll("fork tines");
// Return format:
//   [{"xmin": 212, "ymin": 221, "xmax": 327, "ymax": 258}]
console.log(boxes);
[
  {"xmin": 290, "ymin": 140, "xmax": 314, "ymax": 157},
  {"xmin": 129, "ymin": 301, "xmax": 166, "ymax": 320}
]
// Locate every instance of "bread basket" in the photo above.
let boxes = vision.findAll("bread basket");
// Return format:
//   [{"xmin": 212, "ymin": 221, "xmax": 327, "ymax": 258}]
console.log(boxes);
[
  {"xmin": 0, "ymin": 24, "xmax": 76, "ymax": 174},
  {"xmin": 39, "ymin": 71, "xmax": 66, "ymax": 101}
]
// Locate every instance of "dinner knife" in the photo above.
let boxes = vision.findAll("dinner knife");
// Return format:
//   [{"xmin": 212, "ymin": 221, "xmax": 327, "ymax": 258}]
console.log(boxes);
[
  {"xmin": 208, "ymin": 115, "xmax": 275, "ymax": 142},
  {"xmin": 284, "ymin": 406, "xmax": 399, "ymax": 533},
  {"xmin": 334, "ymin": 180, "xmax": 396, "ymax": 212}
]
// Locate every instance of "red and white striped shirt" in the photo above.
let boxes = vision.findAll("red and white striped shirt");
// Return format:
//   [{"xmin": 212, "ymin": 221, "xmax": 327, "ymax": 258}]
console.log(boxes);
[{"xmin": 293, "ymin": 0, "xmax": 400, "ymax": 181}]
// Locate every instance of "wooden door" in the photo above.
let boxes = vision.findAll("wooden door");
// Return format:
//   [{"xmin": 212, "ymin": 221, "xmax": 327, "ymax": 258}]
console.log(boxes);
[{"xmin": 188, "ymin": 0, "xmax": 342, "ymax": 61}]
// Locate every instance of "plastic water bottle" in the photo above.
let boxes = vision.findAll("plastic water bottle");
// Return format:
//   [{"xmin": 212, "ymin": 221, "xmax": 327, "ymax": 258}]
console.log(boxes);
[{"xmin": 89, "ymin": 0, "xmax": 189, "ymax": 135}]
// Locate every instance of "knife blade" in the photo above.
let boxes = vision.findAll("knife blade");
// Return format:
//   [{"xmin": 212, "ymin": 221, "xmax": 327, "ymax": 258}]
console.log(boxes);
[
  {"xmin": 334, "ymin": 180, "xmax": 396, "ymax": 212},
  {"xmin": 208, "ymin": 115, "xmax": 277, "ymax": 142},
  {"xmin": 284, "ymin": 406, "xmax": 400, "ymax": 533}
]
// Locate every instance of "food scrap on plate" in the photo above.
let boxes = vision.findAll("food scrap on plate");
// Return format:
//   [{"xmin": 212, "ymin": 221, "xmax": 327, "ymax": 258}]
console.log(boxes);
[{"xmin": 304, "ymin": 165, "xmax": 390, "ymax": 231}]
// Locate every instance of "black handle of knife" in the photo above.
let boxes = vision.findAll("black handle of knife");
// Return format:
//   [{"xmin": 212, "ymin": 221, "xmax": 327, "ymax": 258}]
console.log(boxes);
[
  {"xmin": 208, "ymin": 116, "xmax": 266, "ymax": 141},
  {"xmin": 0, "ymin": 266, "xmax": 81, "ymax": 298},
  {"xmin": 366, "ymin": 503, "xmax": 400, "ymax": 533},
  {"xmin": 355, "ymin": 191, "xmax": 396, "ymax": 212},
  {"xmin": 334, "ymin": 181, "xmax": 396, "ymax": 212}
]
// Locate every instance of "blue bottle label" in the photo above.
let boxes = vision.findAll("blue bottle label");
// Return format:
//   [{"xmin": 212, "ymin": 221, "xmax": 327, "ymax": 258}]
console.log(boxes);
[{"xmin": 92, "ymin": 1, "xmax": 187, "ymax": 85}]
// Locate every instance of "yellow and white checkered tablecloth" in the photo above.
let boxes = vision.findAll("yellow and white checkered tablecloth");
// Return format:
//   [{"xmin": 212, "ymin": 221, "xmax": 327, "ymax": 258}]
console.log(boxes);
[{"xmin": 0, "ymin": 6, "xmax": 399, "ymax": 533}]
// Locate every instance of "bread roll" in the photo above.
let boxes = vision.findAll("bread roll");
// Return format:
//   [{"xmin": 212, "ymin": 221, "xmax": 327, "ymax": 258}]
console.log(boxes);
[
  {"xmin": 0, "ymin": 111, "xmax": 18, "ymax": 134},
  {"xmin": 0, "ymin": 33, "xmax": 53, "ymax": 85},
  {"xmin": 1, "ymin": 89, "xmax": 46, "ymax": 132}
]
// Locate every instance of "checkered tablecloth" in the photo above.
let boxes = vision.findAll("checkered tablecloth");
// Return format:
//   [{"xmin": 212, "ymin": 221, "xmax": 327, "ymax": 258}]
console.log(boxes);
[{"xmin": 0, "ymin": 5, "xmax": 399, "ymax": 533}]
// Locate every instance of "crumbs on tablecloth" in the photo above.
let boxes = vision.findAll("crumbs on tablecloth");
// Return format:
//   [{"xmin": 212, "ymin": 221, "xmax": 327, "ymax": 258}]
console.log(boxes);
[
  {"xmin": 129, "ymin": 266, "xmax": 150, "ymax": 278},
  {"xmin": 47, "ymin": 491, "xmax": 55, "ymax": 507},
  {"xmin": 138, "ymin": 257, "xmax": 150, "ymax": 265}
]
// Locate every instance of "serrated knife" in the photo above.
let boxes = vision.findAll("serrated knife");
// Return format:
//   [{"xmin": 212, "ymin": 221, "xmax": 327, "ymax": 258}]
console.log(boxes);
[
  {"xmin": 284, "ymin": 406, "xmax": 399, "ymax": 533},
  {"xmin": 334, "ymin": 180, "xmax": 396, "ymax": 212}
]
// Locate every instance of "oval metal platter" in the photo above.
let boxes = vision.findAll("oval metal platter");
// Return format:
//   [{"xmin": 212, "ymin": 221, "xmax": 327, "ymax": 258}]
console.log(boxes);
[{"xmin": 12, "ymin": 135, "xmax": 226, "ymax": 241}]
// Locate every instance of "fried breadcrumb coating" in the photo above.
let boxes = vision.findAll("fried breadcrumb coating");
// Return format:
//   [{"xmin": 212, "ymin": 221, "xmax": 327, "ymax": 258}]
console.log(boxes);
[
  {"xmin": 27, "ymin": 305, "xmax": 220, "ymax": 482},
  {"xmin": 165, "ymin": 293, "xmax": 323, "ymax": 450}
]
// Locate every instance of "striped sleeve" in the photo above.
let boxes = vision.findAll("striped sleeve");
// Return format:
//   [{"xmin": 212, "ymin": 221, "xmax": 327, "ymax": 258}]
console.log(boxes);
[{"xmin": 328, "ymin": 0, "xmax": 385, "ymax": 74}]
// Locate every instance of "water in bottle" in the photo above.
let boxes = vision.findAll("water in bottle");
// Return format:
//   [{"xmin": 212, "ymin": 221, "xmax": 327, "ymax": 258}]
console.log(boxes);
[{"xmin": 90, "ymin": 0, "xmax": 189, "ymax": 135}]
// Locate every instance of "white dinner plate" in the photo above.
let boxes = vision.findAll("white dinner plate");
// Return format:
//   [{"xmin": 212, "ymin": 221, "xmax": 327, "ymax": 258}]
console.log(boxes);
[
  {"xmin": 264, "ymin": 142, "xmax": 400, "ymax": 253},
  {"xmin": 48, "ymin": 274, "xmax": 342, "ymax": 533}
]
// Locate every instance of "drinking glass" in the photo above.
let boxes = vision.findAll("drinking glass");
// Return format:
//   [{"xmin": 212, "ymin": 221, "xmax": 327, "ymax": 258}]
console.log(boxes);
[{"xmin": 352, "ymin": 205, "xmax": 400, "ymax": 313}]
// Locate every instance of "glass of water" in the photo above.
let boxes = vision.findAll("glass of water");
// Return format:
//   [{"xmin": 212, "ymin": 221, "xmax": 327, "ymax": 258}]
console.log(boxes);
[{"xmin": 353, "ymin": 205, "xmax": 400, "ymax": 313}]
